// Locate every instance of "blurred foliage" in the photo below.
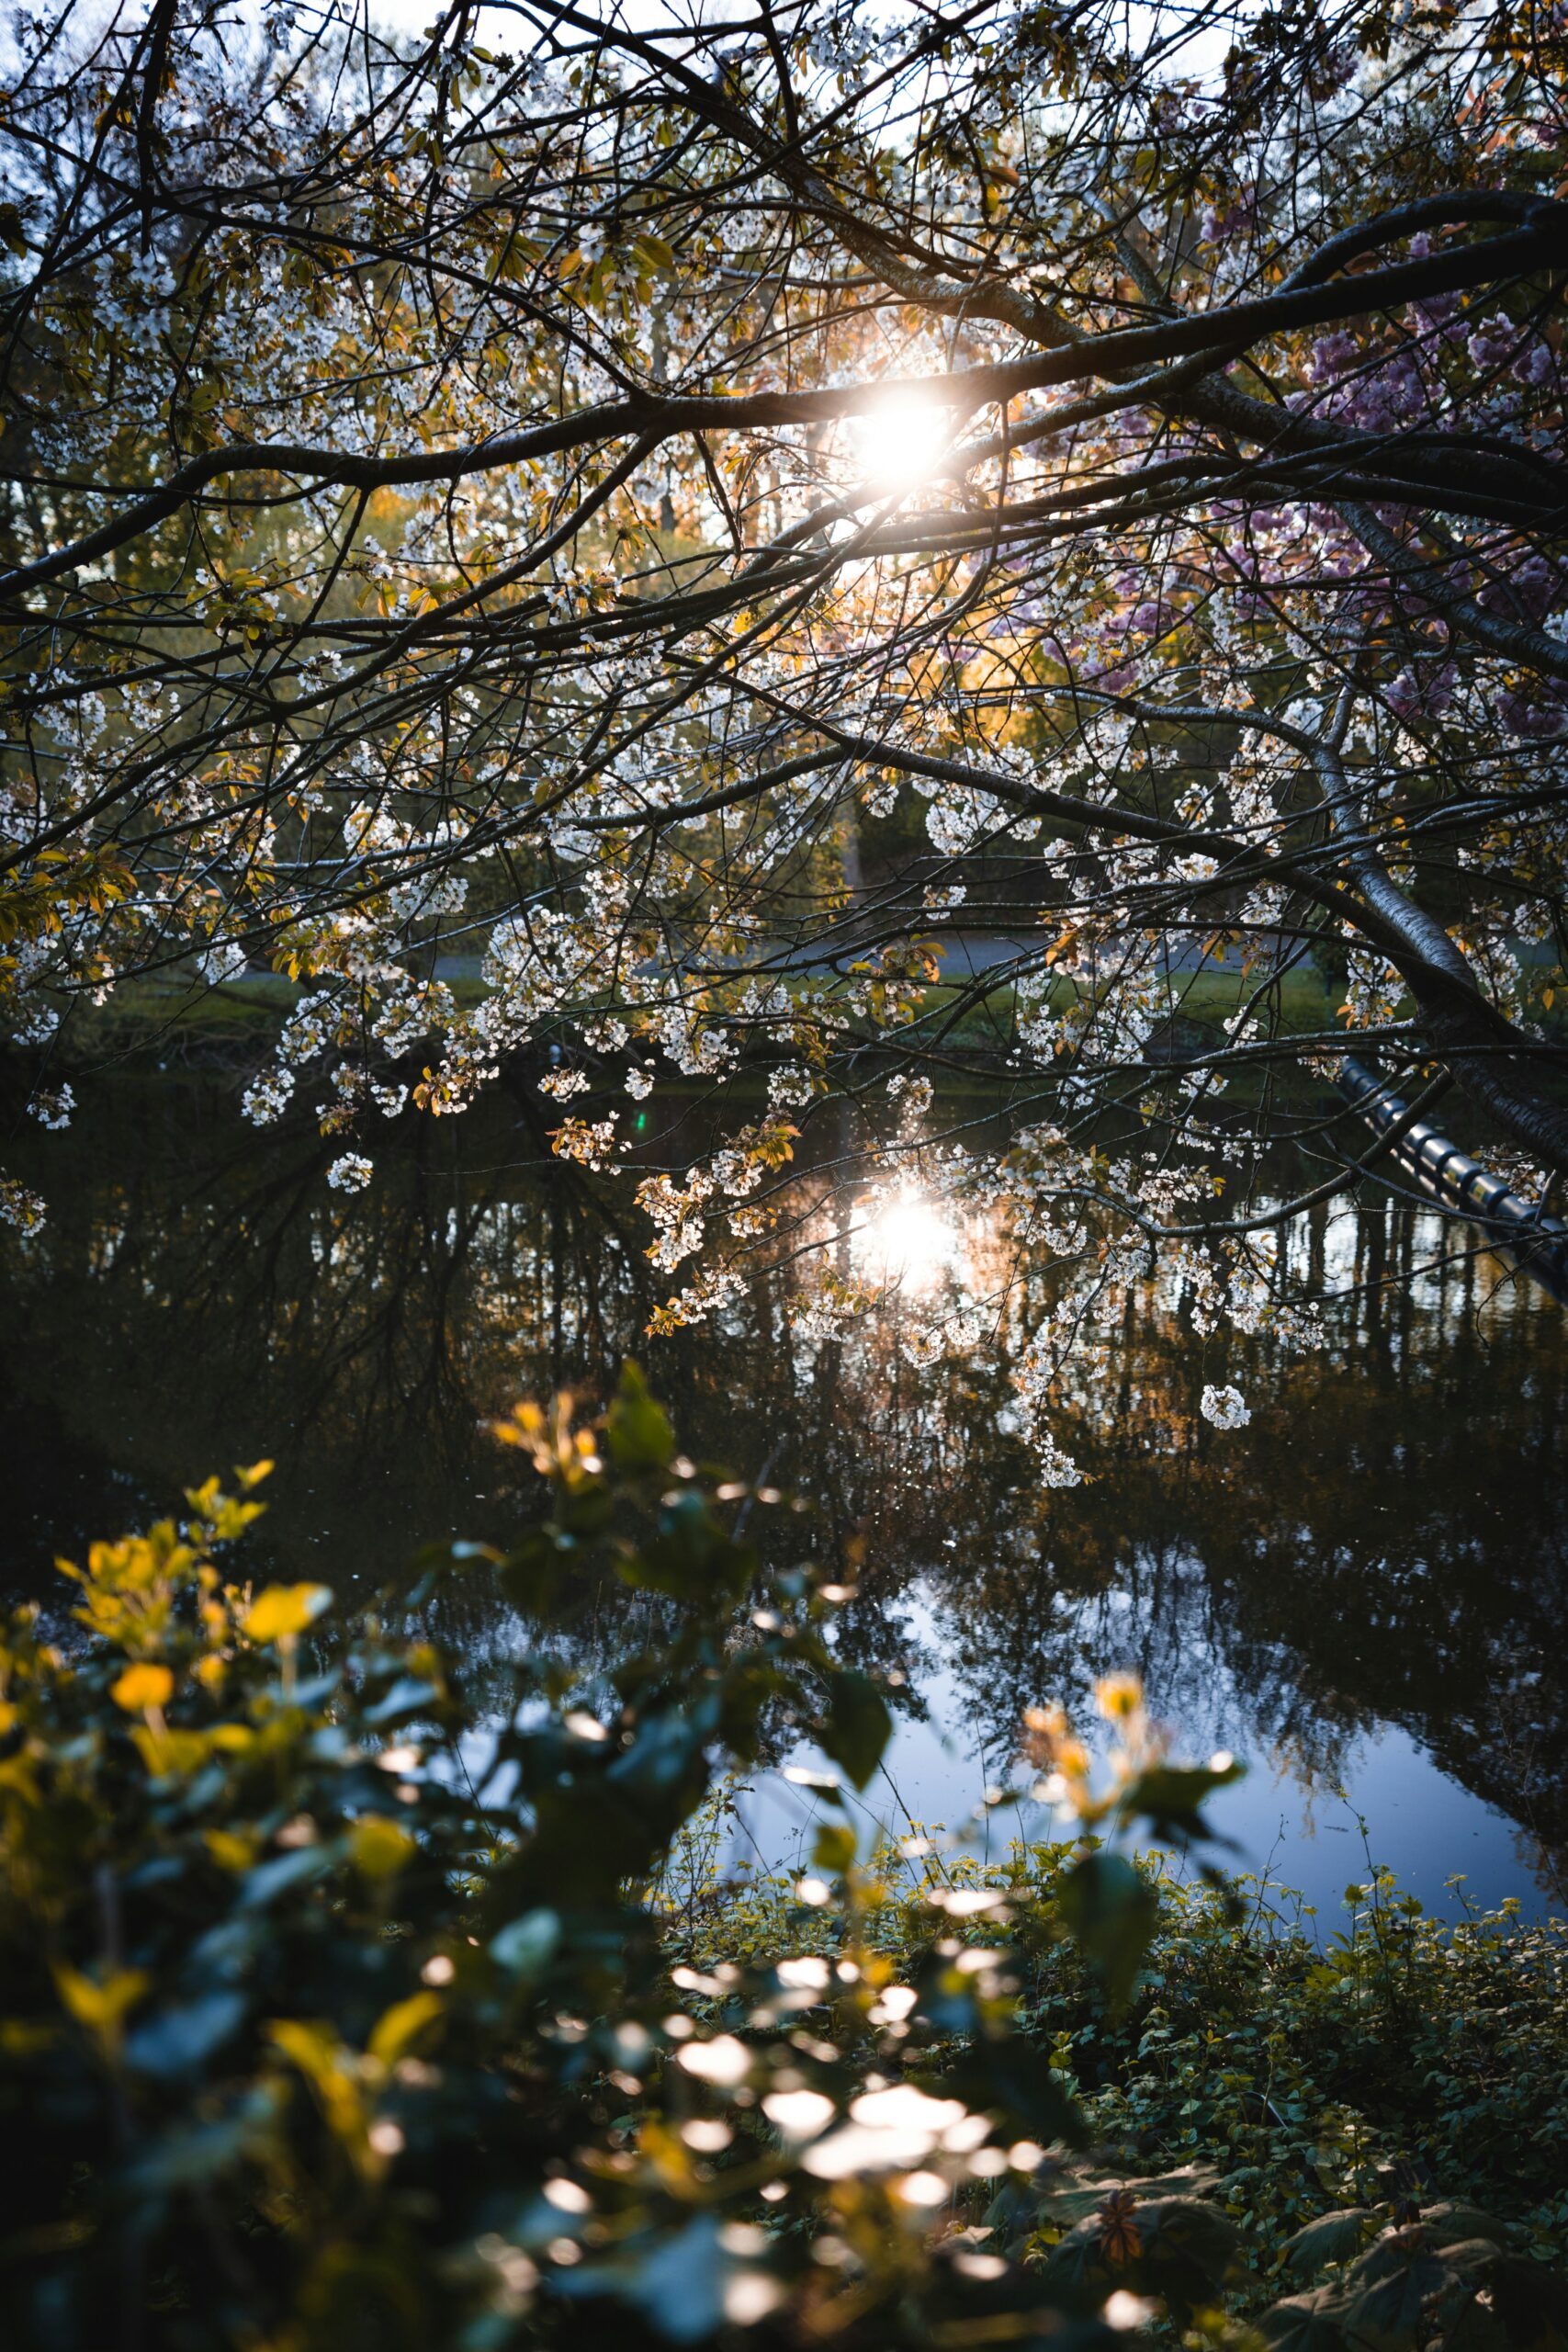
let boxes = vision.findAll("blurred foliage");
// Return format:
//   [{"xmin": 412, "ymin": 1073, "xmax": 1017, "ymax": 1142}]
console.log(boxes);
[{"xmin": 0, "ymin": 1368, "xmax": 1562, "ymax": 2351}]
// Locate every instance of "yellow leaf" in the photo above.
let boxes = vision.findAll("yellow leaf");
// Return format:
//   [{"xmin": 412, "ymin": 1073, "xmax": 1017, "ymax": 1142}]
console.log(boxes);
[
  {"xmin": 235, "ymin": 1459, "xmax": 274, "ymax": 1490},
  {"xmin": 112, "ymin": 1661, "xmax": 173, "ymax": 1713},
  {"xmin": 54, "ymin": 1964, "xmax": 149, "ymax": 2039},
  {"xmin": 267, "ymin": 2019, "xmax": 371, "ymax": 2164},
  {"xmin": 132, "ymin": 1724, "xmax": 210, "ymax": 1777},
  {"xmin": 243, "ymin": 1583, "xmax": 333, "ymax": 1645},
  {"xmin": 267, "ymin": 2016, "xmax": 340, "ymax": 2086},
  {"xmin": 204, "ymin": 1827, "xmax": 259, "ymax": 1872},
  {"xmin": 368, "ymin": 1988, "xmax": 443, "ymax": 2067},
  {"xmin": 350, "ymin": 1815, "xmax": 415, "ymax": 1881}
]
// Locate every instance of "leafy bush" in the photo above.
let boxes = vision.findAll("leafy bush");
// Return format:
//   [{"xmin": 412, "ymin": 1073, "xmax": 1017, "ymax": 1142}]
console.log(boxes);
[{"xmin": 0, "ymin": 1370, "xmax": 1562, "ymax": 2352}]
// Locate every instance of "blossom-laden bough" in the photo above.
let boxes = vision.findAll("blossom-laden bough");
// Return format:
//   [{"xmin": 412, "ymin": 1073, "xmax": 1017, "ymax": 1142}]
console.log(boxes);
[{"xmin": 5, "ymin": 0, "xmax": 1568, "ymax": 1463}]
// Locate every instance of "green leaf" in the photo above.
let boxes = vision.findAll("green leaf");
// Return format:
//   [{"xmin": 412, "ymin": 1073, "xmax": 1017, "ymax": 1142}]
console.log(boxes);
[
  {"xmin": 819, "ymin": 1669, "xmax": 891, "ymax": 1790},
  {"xmin": 1039, "ymin": 2167, "xmax": 1224, "ymax": 2229},
  {"xmin": 491, "ymin": 1907, "xmax": 560, "ymax": 1982},
  {"xmin": 1257, "ymin": 2288, "xmax": 1357, "ymax": 2352},
  {"xmin": 124, "ymin": 2098, "xmax": 272, "ymax": 2195},
  {"xmin": 623, "ymin": 2212, "xmax": 730, "ymax": 2342},
  {"xmin": 1056, "ymin": 1849, "xmax": 1159, "ymax": 2011},
  {"xmin": 125, "ymin": 1991, "xmax": 245, "ymax": 2077},
  {"xmin": 812, "ymin": 1820, "xmax": 857, "ymax": 1876},
  {"xmin": 362, "ymin": 1675, "xmax": 441, "ymax": 1725},
  {"xmin": 950, "ymin": 2038, "xmax": 1084, "ymax": 2149},
  {"xmin": 1140, "ymin": 2196, "xmax": 1245, "ymax": 2298},
  {"xmin": 411, "ymin": 1538, "xmax": 500, "ymax": 1570},
  {"xmin": 1126, "ymin": 1759, "xmax": 1244, "ymax": 1832},
  {"xmin": 238, "ymin": 1843, "xmax": 333, "ymax": 1911},
  {"xmin": 499, "ymin": 1530, "xmax": 567, "ymax": 1613},
  {"xmin": 1282, "ymin": 2211, "xmax": 1376, "ymax": 2276},
  {"xmin": 1419, "ymin": 2203, "xmax": 1510, "ymax": 2251},
  {"xmin": 606, "ymin": 1362, "xmax": 674, "ymax": 1472},
  {"xmin": 1337, "ymin": 2235, "xmax": 1453, "ymax": 2352}
]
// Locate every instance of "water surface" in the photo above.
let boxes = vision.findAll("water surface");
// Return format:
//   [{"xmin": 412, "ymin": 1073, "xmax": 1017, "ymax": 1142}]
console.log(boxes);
[{"xmin": 5, "ymin": 1067, "xmax": 1564, "ymax": 1919}]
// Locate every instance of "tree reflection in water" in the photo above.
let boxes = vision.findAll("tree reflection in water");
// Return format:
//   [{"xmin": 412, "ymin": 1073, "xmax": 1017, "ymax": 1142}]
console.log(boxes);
[{"xmin": 4, "ymin": 1071, "xmax": 1565, "ymax": 1905}]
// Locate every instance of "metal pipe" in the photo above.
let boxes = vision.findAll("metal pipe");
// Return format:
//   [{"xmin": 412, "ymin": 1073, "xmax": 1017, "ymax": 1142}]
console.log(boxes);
[{"xmin": 1339, "ymin": 1056, "xmax": 1568, "ymax": 1304}]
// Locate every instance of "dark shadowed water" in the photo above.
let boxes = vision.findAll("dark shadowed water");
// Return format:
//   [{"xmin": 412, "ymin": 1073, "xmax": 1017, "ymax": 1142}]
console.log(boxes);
[{"xmin": 5, "ymin": 1066, "xmax": 1565, "ymax": 1920}]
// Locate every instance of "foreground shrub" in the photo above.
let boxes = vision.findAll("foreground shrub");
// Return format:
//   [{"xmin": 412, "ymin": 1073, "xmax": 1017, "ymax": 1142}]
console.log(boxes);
[{"xmin": 0, "ymin": 1371, "xmax": 1562, "ymax": 2352}]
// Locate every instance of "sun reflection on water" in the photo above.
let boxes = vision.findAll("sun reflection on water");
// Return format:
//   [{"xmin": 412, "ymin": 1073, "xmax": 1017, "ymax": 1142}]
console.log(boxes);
[{"xmin": 853, "ymin": 1191, "xmax": 958, "ymax": 1295}]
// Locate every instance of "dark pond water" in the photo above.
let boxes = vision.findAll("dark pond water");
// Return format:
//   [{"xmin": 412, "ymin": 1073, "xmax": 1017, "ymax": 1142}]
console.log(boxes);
[{"xmin": 5, "ymin": 1066, "xmax": 1566, "ymax": 1919}]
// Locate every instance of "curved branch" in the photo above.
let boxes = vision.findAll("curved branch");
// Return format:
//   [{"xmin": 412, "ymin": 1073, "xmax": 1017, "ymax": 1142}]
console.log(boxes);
[{"xmin": 6, "ymin": 213, "xmax": 1562, "ymax": 604}]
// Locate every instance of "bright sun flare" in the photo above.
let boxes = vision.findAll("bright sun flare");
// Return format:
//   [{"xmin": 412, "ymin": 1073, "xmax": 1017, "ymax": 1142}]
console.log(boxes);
[
  {"xmin": 854, "ymin": 1192, "xmax": 957, "ymax": 1295},
  {"xmin": 853, "ymin": 394, "xmax": 952, "ymax": 492}
]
